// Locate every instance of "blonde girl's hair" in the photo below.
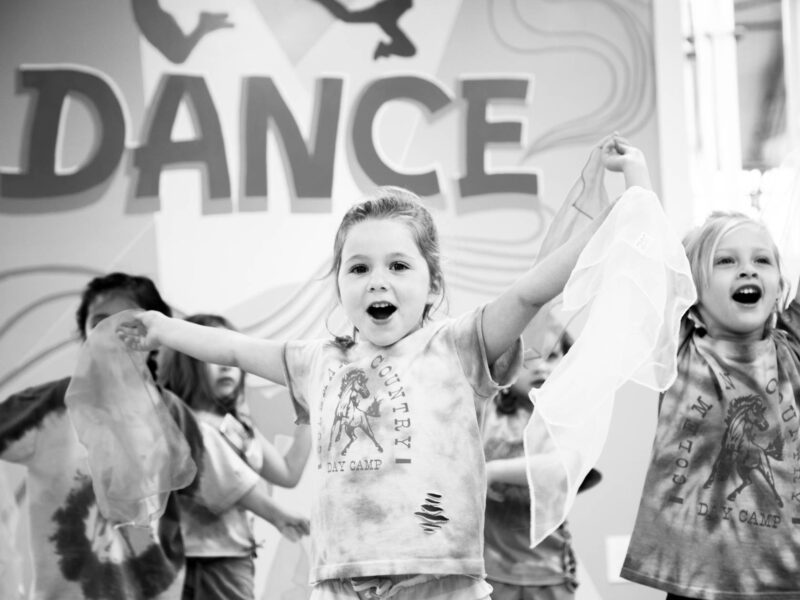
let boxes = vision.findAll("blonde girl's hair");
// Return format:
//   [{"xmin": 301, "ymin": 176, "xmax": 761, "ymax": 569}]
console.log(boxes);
[
  {"xmin": 329, "ymin": 185, "xmax": 446, "ymax": 312},
  {"xmin": 682, "ymin": 211, "xmax": 786, "ymax": 304}
]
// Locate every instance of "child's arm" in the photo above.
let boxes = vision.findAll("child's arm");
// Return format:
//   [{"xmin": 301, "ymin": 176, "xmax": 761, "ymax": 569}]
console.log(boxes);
[
  {"xmin": 254, "ymin": 425, "xmax": 312, "ymax": 487},
  {"xmin": 236, "ymin": 479, "xmax": 310, "ymax": 541},
  {"xmin": 118, "ymin": 311, "xmax": 286, "ymax": 385},
  {"xmin": 482, "ymin": 136, "xmax": 653, "ymax": 365},
  {"xmin": 486, "ymin": 456, "xmax": 529, "ymax": 486}
]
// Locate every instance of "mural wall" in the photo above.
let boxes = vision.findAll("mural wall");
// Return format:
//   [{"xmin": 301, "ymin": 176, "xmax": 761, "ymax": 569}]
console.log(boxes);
[{"xmin": 0, "ymin": 1, "xmax": 660, "ymax": 598}]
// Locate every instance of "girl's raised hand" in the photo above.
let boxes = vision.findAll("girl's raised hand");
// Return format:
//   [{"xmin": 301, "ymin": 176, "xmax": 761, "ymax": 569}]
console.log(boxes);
[
  {"xmin": 116, "ymin": 311, "xmax": 163, "ymax": 352},
  {"xmin": 601, "ymin": 135, "xmax": 652, "ymax": 190}
]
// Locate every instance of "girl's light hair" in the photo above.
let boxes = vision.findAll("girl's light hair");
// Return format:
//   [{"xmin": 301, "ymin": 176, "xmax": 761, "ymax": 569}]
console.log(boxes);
[
  {"xmin": 682, "ymin": 211, "xmax": 786, "ymax": 303},
  {"xmin": 329, "ymin": 185, "xmax": 446, "ymax": 319}
]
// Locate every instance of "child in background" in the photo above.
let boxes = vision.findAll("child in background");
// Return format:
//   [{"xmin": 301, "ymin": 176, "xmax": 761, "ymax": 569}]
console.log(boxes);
[
  {"xmin": 482, "ymin": 333, "xmax": 601, "ymax": 600},
  {"xmin": 606, "ymin": 141, "xmax": 800, "ymax": 599},
  {"xmin": 159, "ymin": 313, "xmax": 312, "ymax": 600},
  {"xmin": 0, "ymin": 272, "xmax": 306, "ymax": 600},
  {"xmin": 117, "ymin": 170, "xmax": 621, "ymax": 600}
]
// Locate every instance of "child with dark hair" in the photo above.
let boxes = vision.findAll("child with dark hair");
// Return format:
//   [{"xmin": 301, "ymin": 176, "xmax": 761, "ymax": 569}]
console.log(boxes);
[
  {"xmin": 0, "ymin": 272, "xmax": 306, "ymax": 600},
  {"xmin": 159, "ymin": 313, "xmax": 311, "ymax": 600}
]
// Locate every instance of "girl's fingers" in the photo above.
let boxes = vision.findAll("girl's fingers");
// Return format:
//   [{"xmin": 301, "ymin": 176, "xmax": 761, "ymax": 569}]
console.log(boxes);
[
  {"xmin": 613, "ymin": 135, "xmax": 632, "ymax": 152},
  {"xmin": 595, "ymin": 132, "xmax": 616, "ymax": 148}
]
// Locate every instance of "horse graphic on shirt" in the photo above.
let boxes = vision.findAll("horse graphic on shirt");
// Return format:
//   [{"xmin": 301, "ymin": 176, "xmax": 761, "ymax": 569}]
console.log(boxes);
[
  {"xmin": 703, "ymin": 394, "xmax": 784, "ymax": 507},
  {"xmin": 328, "ymin": 369, "xmax": 383, "ymax": 456}
]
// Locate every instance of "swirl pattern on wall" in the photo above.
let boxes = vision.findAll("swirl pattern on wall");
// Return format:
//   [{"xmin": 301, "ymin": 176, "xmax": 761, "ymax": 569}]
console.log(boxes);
[{"xmin": 488, "ymin": 0, "xmax": 655, "ymax": 156}]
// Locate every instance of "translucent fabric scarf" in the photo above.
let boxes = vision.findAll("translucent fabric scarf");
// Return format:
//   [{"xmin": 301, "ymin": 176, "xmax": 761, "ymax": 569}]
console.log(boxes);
[
  {"xmin": 524, "ymin": 185, "xmax": 696, "ymax": 547},
  {"xmin": 65, "ymin": 310, "xmax": 196, "ymax": 526}
]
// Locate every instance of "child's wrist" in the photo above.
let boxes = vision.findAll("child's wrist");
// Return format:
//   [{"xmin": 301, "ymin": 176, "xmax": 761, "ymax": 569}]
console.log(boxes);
[{"xmin": 623, "ymin": 162, "xmax": 651, "ymax": 189}]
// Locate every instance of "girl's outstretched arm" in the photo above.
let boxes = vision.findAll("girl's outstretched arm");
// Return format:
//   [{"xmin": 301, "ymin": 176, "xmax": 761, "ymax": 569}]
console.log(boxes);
[
  {"xmin": 117, "ymin": 311, "xmax": 286, "ymax": 385},
  {"xmin": 482, "ymin": 135, "xmax": 653, "ymax": 364},
  {"xmin": 482, "ymin": 204, "xmax": 613, "ymax": 364},
  {"xmin": 254, "ymin": 424, "xmax": 312, "ymax": 487}
]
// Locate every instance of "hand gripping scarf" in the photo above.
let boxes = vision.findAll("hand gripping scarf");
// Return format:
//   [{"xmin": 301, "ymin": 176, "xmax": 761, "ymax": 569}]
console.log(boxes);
[
  {"xmin": 65, "ymin": 310, "xmax": 196, "ymax": 526},
  {"xmin": 524, "ymin": 187, "xmax": 696, "ymax": 547},
  {"xmin": 524, "ymin": 140, "xmax": 611, "ymax": 359}
]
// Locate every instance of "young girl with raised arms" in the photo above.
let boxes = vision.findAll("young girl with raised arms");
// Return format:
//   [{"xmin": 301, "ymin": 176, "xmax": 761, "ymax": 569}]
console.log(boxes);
[
  {"xmin": 118, "ymin": 145, "xmax": 637, "ymax": 600},
  {"xmin": 606, "ymin": 140, "xmax": 800, "ymax": 599}
]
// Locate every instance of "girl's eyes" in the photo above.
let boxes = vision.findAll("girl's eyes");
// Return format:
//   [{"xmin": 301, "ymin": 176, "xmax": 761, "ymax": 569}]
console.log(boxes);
[
  {"xmin": 713, "ymin": 255, "xmax": 774, "ymax": 266},
  {"xmin": 346, "ymin": 261, "xmax": 411, "ymax": 274}
]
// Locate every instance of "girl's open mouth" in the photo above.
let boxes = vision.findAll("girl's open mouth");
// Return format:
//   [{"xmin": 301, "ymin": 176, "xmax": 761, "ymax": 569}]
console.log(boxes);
[
  {"xmin": 731, "ymin": 285, "xmax": 762, "ymax": 305},
  {"xmin": 367, "ymin": 301, "xmax": 397, "ymax": 320}
]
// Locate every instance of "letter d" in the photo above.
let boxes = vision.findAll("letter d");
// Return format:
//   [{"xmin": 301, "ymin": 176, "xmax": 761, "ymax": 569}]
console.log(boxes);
[{"xmin": 1, "ymin": 66, "xmax": 125, "ymax": 199}]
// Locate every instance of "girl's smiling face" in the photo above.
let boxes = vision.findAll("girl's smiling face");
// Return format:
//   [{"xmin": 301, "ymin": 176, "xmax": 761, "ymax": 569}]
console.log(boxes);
[
  {"xmin": 337, "ymin": 218, "xmax": 437, "ymax": 347},
  {"xmin": 697, "ymin": 223, "xmax": 782, "ymax": 342}
]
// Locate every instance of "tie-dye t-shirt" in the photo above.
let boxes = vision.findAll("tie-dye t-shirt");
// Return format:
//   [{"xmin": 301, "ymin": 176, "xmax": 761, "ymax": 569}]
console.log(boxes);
[
  {"xmin": 0, "ymin": 378, "xmax": 259, "ymax": 600},
  {"xmin": 283, "ymin": 306, "xmax": 522, "ymax": 583},
  {"xmin": 622, "ymin": 300, "xmax": 800, "ymax": 599}
]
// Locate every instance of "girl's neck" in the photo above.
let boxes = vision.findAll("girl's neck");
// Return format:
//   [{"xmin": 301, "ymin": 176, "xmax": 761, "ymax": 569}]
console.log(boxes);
[
  {"xmin": 194, "ymin": 394, "xmax": 232, "ymax": 415},
  {"xmin": 703, "ymin": 325, "xmax": 769, "ymax": 344}
]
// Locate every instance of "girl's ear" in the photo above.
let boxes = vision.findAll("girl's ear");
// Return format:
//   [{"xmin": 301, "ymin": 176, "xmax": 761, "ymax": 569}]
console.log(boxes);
[{"xmin": 428, "ymin": 276, "xmax": 442, "ymax": 302}]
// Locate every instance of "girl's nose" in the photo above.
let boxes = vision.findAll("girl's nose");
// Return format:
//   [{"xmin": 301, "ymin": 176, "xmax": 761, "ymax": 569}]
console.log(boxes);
[
  {"xmin": 368, "ymin": 271, "xmax": 388, "ymax": 291},
  {"xmin": 738, "ymin": 266, "xmax": 758, "ymax": 278}
]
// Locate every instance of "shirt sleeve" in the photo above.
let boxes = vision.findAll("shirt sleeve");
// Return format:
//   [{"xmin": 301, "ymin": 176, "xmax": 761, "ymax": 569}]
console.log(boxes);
[
  {"xmin": 452, "ymin": 305, "xmax": 523, "ymax": 399},
  {"xmin": 0, "ymin": 378, "xmax": 69, "ymax": 464},
  {"xmin": 189, "ymin": 421, "xmax": 260, "ymax": 515},
  {"xmin": 282, "ymin": 339, "xmax": 320, "ymax": 425}
]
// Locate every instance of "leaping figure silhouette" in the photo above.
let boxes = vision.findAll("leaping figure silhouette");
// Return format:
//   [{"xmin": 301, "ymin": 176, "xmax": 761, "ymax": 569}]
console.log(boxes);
[
  {"xmin": 312, "ymin": 0, "xmax": 416, "ymax": 60},
  {"xmin": 132, "ymin": 0, "xmax": 233, "ymax": 64}
]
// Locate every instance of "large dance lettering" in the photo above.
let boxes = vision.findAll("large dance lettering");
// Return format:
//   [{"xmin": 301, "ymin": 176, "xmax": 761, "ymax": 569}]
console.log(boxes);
[{"xmin": 0, "ymin": 67, "xmax": 538, "ymax": 212}]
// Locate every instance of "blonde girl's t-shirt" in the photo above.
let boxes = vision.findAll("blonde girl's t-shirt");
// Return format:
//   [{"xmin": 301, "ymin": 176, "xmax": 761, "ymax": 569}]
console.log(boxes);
[
  {"xmin": 282, "ymin": 306, "xmax": 522, "ymax": 583},
  {"xmin": 622, "ymin": 301, "xmax": 800, "ymax": 599}
]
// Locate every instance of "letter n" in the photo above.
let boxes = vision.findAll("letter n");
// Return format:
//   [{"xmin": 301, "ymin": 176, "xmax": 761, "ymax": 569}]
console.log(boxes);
[{"xmin": 243, "ymin": 77, "xmax": 342, "ymax": 212}]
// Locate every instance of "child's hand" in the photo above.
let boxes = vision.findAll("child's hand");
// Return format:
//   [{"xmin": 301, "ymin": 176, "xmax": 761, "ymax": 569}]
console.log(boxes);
[
  {"xmin": 116, "ymin": 311, "xmax": 163, "ymax": 352},
  {"xmin": 275, "ymin": 511, "xmax": 310, "ymax": 542},
  {"xmin": 600, "ymin": 135, "xmax": 640, "ymax": 170},
  {"xmin": 601, "ymin": 135, "xmax": 652, "ymax": 190}
]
